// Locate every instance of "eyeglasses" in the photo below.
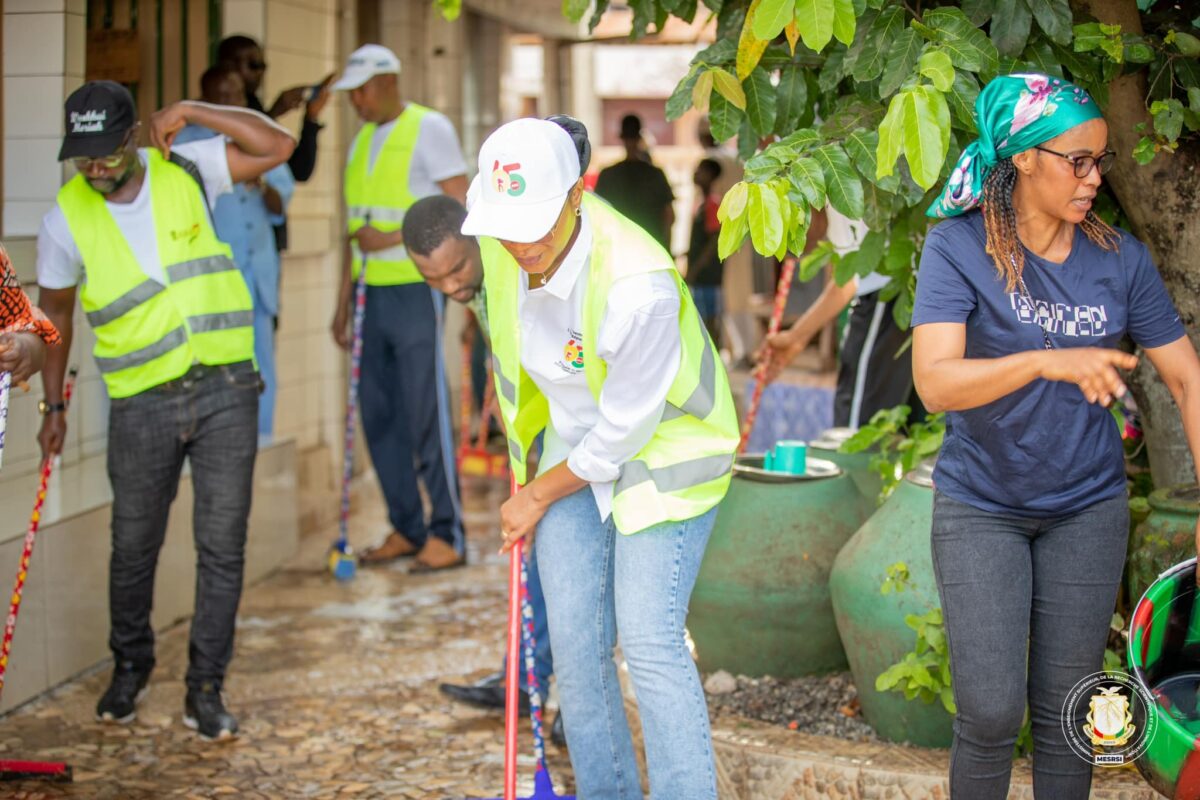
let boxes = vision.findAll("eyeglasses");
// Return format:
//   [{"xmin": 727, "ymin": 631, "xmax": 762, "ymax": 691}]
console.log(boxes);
[
  {"xmin": 1033, "ymin": 145, "xmax": 1117, "ymax": 178},
  {"xmin": 70, "ymin": 130, "xmax": 135, "ymax": 171},
  {"xmin": 247, "ymin": 60, "xmax": 267, "ymax": 71}
]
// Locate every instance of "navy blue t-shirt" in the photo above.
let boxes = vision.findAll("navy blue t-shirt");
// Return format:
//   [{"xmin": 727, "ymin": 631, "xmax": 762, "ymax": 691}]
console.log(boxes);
[{"xmin": 912, "ymin": 211, "xmax": 1184, "ymax": 516}]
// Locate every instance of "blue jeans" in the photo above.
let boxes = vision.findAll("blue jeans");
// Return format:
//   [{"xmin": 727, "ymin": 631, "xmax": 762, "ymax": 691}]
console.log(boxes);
[
  {"xmin": 931, "ymin": 490, "xmax": 1128, "ymax": 800},
  {"xmin": 536, "ymin": 487, "xmax": 718, "ymax": 799}
]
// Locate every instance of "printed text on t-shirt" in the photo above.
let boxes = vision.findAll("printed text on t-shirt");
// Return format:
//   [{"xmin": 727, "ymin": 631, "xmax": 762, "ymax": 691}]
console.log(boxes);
[{"xmin": 1009, "ymin": 292, "xmax": 1108, "ymax": 337}]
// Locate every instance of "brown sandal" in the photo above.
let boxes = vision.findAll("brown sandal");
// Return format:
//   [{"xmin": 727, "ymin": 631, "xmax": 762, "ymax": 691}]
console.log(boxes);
[
  {"xmin": 358, "ymin": 532, "xmax": 419, "ymax": 565},
  {"xmin": 408, "ymin": 538, "xmax": 466, "ymax": 573}
]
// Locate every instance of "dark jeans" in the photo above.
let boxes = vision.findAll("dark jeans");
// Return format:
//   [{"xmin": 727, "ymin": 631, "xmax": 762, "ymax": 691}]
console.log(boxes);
[
  {"xmin": 106, "ymin": 361, "xmax": 259, "ymax": 689},
  {"xmin": 931, "ymin": 490, "xmax": 1129, "ymax": 800},
  {"xmin": 359, "ymin": 284, "xmax": 463, "ymax": 552}
]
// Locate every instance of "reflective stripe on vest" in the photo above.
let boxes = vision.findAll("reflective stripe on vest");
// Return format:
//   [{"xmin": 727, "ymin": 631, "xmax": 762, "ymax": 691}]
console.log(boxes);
[
  {"xmin": 57, "ymin": 150, "xmax": 255, "ymax": 398},
  {"xmin": 344, "ymin": 104, "xmax": 429, "ymax": 286},
  {"xmin": 481, "ymin": 194, "xmax": 738, "ymax": 534}
]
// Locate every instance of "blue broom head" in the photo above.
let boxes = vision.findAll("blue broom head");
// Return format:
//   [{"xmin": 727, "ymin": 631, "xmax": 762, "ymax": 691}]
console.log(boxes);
[
  {"xmin": 327, "ymin": 545, "xmax": 357, "ymax": 582},
  {"xmin": 476, "ymin": 767, "xmax": 574, "ymax": 800}
]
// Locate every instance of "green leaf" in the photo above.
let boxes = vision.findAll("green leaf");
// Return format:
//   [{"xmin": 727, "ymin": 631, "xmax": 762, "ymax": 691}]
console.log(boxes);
[
  {"xmin": 712, "ymin": 68, "xmax": 748, "ymax": 110},
  {"xmin": 778, "ymin": 127, "xmax": 823, "ymax": 150},
  {"xmin": 789, "ymin": 157, "xmax": 828, "ymax": 206},
  {"xmin": 666, "ymin": 67, "xmax": 701, "ymax": 121},
  {"xmin": 853, "ymin": 6, "xmax": 905, "ymax": 82},
  {"xmin": 962, "ymin": 0, "xmax": 994, "ymax": 25},
  {"xmin": 879, "ymin": 27, "xmax": 922, "ymax": 98},
  {"xmin": 1190, "ymin": 87, "xmax": 1200, "ymax": 112},
  {"xmin": 838, "ymin": 229, "xmax": 887, "ymax": 280},
  {"xmin": 820, "ymin": 97, "xmax": 886, "ymax": 138},
  {"xmin": 925, "ymin": 7, "xmax": 999, "ymax": 72},
  {"xmin": 991, "ymin": 0, "xmax": 1032, "ymax": 58},
  {"xmin": 753, "ymin": 0, "xmax": 795, "ymax": 41},
  {"xmin": 1151, "ymin": 98, "xmax": 1185, "ymax": 141},
  {"xmin": 562, "ymin": 0, "xmax": 591, "ymax": 23},
  {"xmin": 1073, "ymin": 22, "xmax": 1106, "ymax": 53},
  {"xmin": 737, "ymin": 115, "xmax": 759, "ymax": 160},
  {"xmin": 1175, "ymin": 32, "xmax": 1200, "ymax": 57},
  {"xmin": 876, "ymin": 92, "xmax": 905, "ymax": 181},
  {"xmin": 947, "ymin": 69, "xmax": 980, "ymax": 134},
  {"xmin": 717, "ymin": 181, "xmax": 750, "ymax": 222},
  {"xmin": 918, "ymin": 48, "xmax": 955, "ymax": 92},
  {"xmin": 794, "ymin": 0, "xmax": 836, "ymax": 53},
  {"xmin": 708, "ymin": 91, "xmax": 743, "ymax": 142},
  {"xmin": 1023, "ymin": 37, "xmax": 1064, "ymax": 76},
  {"xmin": 818, "ymin": 45, "xmax": 848, "ymax": 93},
  {"xmin": 693, "ymin": 38, "xmax": 738, "ymax": 66},
  {"xmin": 796, "ymin": 240, "xmax": 834, "ymax": 281},
  {"xmin": 774, "ymin": 64, "xmax": 810, "ymax": 135},
  {"xmin": 692, "ymin": 68, "xmax": 715, "ymax": 112},
  {"xmin": 1026, "ymin": 0, "xmax": 1073, "ymax": 46},
  {"xmin": 786, "ymin": 206, "xmax": 811, "ymax": 256},
  {"xmin": 718, "ymin": 212, "xmax": 749, "ymax": 259},
  {"xmin": 747, "ymin": 182, "xmax": 785, "ymax": 256},
  {"xmin": 940, "ymin": 686, "xmax": 956, "ymax": 713},
  {"xmin": 832, "ymin": 0, "xmax": 856, "ymax": 46},
  {"xmin": 743, "ymin": 68, "xmax": 778, "ymax": 135},
  {"xmin": 903, "ymin": 85, "xmax": 952, "ymax": 189},
  {"xmin": 813, "ymin": 143, "xmax": 864, "ymax": 218},
  {"xmin": 842, "ymin": 7, "xmax": 880, "ymax": 79},
  {"xmin": 1124, "ymin": 39, "xmax": 1156, "ymax": 64}
]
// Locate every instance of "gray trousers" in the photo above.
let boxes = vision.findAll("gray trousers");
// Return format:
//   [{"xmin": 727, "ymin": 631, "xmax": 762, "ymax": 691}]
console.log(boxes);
[
  {"xmin": 930, "ymin": 489, "xmax": 1128, "ymax": 799},
  {"xmin": 106, "ymin": 361, "xmax": 259, "ymax": 689}
]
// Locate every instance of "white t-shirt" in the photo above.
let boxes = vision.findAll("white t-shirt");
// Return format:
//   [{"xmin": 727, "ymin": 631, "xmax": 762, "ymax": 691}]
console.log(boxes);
[
  {"xmin": 346, "ymin": 108, "xmax": 467, "ymax": 199},
  {"xmin": 36, "ymin": 137, "xmax": 232, "ymax": 289},
  {"xmin": 519, "ymin": 205, "xmax": 682, "ymax": 522}
]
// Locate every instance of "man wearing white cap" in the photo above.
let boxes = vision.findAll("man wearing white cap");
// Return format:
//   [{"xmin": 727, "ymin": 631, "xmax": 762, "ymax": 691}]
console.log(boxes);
[
  {"xmin": 463, "ymin": 118, "xmax": 738, "ymax": 798},
  {"xmin": 331, "ymin": 44, "xmax": 468, "ymax": 572}
]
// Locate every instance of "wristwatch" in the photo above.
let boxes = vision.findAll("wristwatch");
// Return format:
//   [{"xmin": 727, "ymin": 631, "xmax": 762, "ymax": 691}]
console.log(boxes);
[{"xmin": 37, "ymin": 400, "xmax": 66, "ymax": 416}]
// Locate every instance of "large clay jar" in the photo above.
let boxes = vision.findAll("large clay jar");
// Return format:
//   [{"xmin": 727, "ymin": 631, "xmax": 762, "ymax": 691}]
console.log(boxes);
[
  {"xmin": 1127, "ymin": 485, "xmax": 1200, "ymax": 605},
  {"xmin": 829, "ymin": 461, "xmax": 954, "ymax": 747},
  {"xmin": 809, "ymin": 427, "xmax": 883, "ymax": 521},
  {"xmin": 689, "ymin": 455, "xmax": 866, "ymax": 678}
]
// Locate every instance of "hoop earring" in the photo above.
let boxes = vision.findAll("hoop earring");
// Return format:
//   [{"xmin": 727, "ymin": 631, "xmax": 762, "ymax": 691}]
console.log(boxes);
[{"xmin": 574, "ymin": 206, "xmax": 581, "ymax": 217}]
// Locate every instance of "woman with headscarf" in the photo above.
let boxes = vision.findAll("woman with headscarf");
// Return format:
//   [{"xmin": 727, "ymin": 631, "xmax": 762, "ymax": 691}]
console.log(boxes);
[
  {"xmin": 461, "ymin": 118, "xmax": 738, "ymax": 798},
  {"xmin": 912, "ymin": 73, "xmax": 1200, "ymax": 797}
]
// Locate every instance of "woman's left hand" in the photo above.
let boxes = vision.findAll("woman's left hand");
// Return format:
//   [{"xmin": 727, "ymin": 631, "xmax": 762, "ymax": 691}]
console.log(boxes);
[{"xmin": 499, "ymin": 486, "xmax": 548, "ymax": 554}]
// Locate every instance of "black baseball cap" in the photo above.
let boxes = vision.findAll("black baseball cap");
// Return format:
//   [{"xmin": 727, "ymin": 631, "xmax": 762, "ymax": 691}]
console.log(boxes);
[{"xmin": 58, "ymin": 81, "xmax": 137, "ymax": 161}]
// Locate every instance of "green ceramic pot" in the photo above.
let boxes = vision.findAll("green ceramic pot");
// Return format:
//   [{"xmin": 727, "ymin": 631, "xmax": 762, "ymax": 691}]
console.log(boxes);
[
  {"xmin": 689, "ymin": 455, "xmax": 867, "ymax": 678},
  {"xmin": 1127, "ymin": 485, "xmax": 1200, "ymax": 605},
  {"xmin": 809, "ymin": 427, "xmax": 883, "ymax": 520},
  {"xmin": 829, "ymin": 461, "xmax": 954, "ymax": 748}
]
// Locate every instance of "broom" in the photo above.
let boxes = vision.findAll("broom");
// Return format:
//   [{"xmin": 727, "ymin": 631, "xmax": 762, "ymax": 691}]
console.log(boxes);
[
  {"xmin": 477, "ymin": 476, "xmax": 572, "ymax": 800},
  {"xmin": 737, "ymin": 255, "xmax": 796, "ymax": 455},
  {"xmin": 328, "ymin": 234, "xmax": 371, "ymax": 581},
  {"xmin": 458, "ymin": 335, "xmax": 508, "ymax": 480},
  {"xmin": 0, "ymin": 367, "xmax": 77, "ymax": 783}
]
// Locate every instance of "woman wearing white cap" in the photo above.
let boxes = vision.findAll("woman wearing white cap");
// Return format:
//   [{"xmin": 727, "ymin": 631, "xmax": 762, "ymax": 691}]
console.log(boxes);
[{"xmin": 462, "ymin": 118, "xmax": 739, "ymax": 797}]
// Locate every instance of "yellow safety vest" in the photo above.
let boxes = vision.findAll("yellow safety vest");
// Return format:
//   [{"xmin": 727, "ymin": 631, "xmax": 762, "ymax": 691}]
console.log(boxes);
[
  {"xmin": 56, "ymin": 150, "xmax": 255, "ymax": 399},
  {"xmin": 482, "ymin": 193, "xmax": 739, "ymax": 534},
  {"xmin": 343, "ymin": 103, "xmax": 429, "ymax": 286}
]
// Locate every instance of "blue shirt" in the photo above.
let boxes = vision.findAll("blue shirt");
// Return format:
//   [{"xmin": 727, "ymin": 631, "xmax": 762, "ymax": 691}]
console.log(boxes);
[
  {"xmin": 174, "ymin": 125, "xmax": 294, "ymax": 315},
  {"xmin": 912, "ymin": 211, "xmax": 1183, "ymax": 516}
]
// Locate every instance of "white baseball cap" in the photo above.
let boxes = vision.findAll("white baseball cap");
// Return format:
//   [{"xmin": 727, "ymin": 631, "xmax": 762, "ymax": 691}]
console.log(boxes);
[
  {"xmin": 461, "ymin": 118, "xmax": 581, "ymax": 243},
  {"xmin": 332, "ymin": 45, "xmax": 400, "ymax": 91}
]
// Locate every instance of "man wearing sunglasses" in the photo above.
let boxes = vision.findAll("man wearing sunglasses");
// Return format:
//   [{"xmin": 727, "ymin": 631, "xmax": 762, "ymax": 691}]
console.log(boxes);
[{"xmin": 34, "ymin": 80, "xmax": 294, "ymax": 741}]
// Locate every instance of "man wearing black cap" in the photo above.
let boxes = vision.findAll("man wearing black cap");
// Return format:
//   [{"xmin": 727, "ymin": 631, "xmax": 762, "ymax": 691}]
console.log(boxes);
[
  {"xmin": 594, "ymin": 113, "xmax": 675, "ymax": 250},
  {"xmin": 35, "ymin": 80, "xmax": 294, "ymax": 740}
]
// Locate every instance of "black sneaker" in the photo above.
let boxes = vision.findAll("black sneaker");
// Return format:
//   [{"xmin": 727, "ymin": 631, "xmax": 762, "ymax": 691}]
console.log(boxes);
[
  {"xmin": 95, "ymin": 663, "xmax": 150, "ymax": 724},
  {"xmin": 183, "ymin": 682, "xmax": 239, "ymax": 741}
]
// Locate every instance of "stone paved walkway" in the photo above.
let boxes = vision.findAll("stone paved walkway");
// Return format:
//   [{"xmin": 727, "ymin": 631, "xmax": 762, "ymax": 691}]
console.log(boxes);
[{"xmin": 0, "ymin": 474, "xmax": 1164, "ymax": 799}]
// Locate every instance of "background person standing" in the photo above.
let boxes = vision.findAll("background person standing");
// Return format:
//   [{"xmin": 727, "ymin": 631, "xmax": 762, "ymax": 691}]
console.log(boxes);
[
  {"xmin": 331, "ymin": 45, "xmax": 468, "ymax": 573},
  {"xmin": 176, "ymin": 65, "xmax": 295, "ymax": 439},
  {"xmin": 594, "ymin": 113, "xmax": 675, "ymax": 250}
]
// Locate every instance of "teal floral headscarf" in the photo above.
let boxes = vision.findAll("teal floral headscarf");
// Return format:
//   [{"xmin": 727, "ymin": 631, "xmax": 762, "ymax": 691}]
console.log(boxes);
[{"xmin": 927, "ymin": 73, "xmax": 1102, "ymax": 218}]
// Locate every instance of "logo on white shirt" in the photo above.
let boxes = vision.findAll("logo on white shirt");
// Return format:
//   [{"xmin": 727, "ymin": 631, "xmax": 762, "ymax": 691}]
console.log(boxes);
[
  {"xmin": 555, "ymin": 328, "xmax": 585, "ymax": 374},
  {"xmin": 70, "ymin": 109, "xmax": 107, "ymax": 133}
]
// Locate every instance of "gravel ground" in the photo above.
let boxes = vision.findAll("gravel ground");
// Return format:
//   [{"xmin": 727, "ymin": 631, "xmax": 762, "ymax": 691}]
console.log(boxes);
[{"xmin": 704, "ymin": 670, "xmax": 880, "ymax": 742}]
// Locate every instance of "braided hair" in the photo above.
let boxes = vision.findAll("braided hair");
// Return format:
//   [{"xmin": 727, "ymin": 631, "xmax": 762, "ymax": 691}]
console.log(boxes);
[{"xmin": 981, "ymin": 158, "xmax": 1121, "ymax": 291}]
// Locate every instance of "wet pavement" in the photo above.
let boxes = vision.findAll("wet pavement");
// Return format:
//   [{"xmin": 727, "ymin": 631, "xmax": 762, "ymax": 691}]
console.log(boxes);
[{"xmin": 0, "ymin": 476, "xmax": 576, "ymax": 800}]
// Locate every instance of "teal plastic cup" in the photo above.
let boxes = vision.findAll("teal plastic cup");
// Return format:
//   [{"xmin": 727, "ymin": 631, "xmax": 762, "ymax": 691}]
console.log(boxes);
[{"xmin": 773, "ymin": 440, "xmax": 808, "ymax": 474}]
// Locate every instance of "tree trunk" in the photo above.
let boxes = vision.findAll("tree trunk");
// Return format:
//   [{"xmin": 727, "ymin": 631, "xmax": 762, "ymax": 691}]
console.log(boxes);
[{"xmin": 1072, "ymin": 0, "xmax": 1200, "ymax": 487}]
